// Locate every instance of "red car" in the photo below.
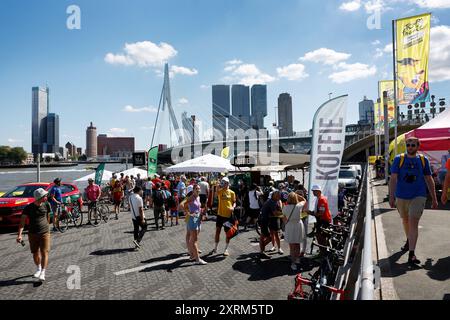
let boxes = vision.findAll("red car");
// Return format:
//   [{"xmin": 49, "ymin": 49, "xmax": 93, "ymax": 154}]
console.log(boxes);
[{"xmin": 0, "ymin": 182, "xmax": 84, "ymax": 228}]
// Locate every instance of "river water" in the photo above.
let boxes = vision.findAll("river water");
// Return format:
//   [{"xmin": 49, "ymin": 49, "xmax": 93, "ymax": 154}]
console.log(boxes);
[{"xmin": 0, "ymin": 163, "xmax": 128, "ymax": 193}]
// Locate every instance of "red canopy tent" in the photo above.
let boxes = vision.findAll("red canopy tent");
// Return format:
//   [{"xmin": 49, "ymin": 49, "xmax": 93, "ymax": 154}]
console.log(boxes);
[{"xmin": 405, "ymin": 108, "xmax": 450, "ymax": 171}]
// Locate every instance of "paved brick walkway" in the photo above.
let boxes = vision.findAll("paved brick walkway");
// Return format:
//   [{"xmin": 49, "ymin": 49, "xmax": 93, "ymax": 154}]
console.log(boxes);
[{"xmin": 0, "ymin": 209, "xmax": 315, "ymax": 300}]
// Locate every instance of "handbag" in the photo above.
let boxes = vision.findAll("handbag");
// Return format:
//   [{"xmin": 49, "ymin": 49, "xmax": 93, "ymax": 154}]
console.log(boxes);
[{"xmin": 281, "ymin": 205, "xmax": 296, "ymax": 232}]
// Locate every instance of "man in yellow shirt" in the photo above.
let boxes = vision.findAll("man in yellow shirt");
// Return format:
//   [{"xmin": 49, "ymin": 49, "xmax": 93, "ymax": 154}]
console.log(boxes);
[{"xmin": 213, "ymin": 177, "xmax": 236, "ymax": 256}]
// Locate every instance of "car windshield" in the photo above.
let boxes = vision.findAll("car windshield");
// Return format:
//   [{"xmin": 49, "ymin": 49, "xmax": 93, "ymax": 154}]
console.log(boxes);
[
  {"xmin": 2, "ymin": 185, "xmax": 43, "ymax": 198},
  {"xmin": 339, "ymin": 170, "xmax": 356, "ymax": 179}
]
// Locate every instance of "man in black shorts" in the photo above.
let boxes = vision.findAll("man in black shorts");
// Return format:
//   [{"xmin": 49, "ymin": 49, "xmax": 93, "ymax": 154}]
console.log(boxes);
[{"xmin": 258, "ymin": 191, "xmax": 282, "ymax": 259}]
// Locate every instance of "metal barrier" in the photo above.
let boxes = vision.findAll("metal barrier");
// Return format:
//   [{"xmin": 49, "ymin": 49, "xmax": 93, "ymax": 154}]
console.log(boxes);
[{"xmin": 331, "ymin": 164, "xmax": 378, "ymax": 300}]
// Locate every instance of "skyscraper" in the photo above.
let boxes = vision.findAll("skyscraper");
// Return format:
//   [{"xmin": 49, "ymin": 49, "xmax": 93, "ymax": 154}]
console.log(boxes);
[
  {"xmin": 278, "ymin": 93, "xmax": 293, "ymax": 137},
  {"xmin": 358, "ymin": 96, "xmax": 374, "ymax": 125},
  {"xmin": 86, "ymin": 122, "xmax": 97, "ymax": 158},
  {"xmin": 251, "ymin": 85, "xmax": 267, "ymax": 130},
  {"xmin": 212, "ymin": 85, "xmax": 230, "ymax": 138},
  {"xmin": 46, "ymin": 113, "xmax": 59, "ymax": 153},
  {"xmin": 231, "ymin": 84, "xmax": 250, "ymax": 130},
  {"xmin": 31, "ymin": 86, "xmax": 49, "ymax": 155}
]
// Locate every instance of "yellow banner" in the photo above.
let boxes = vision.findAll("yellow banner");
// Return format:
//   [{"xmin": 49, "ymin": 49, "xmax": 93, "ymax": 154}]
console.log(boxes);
[
  {"xmin": 378, "ymin": 80, "xmax": 396, "ymax": 128},
  {"xmin": 395, "ymin": 13, "xmax": 431, "ymax": 105},
  {"xmin": 373, "ymin": 102, "xmax": 383, "ymax": 134}
]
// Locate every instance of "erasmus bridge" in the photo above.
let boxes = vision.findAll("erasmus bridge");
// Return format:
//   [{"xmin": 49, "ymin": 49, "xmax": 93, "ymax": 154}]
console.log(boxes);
[{"xmin": 150, "ymin": 64, "xmax": 424, "ymax": 165}]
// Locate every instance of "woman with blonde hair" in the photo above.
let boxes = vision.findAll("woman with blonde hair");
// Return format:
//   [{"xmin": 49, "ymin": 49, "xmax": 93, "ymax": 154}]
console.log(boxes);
[{"xmin": 282, "ymin": 192, "xmax": 308, "ymax": 271}]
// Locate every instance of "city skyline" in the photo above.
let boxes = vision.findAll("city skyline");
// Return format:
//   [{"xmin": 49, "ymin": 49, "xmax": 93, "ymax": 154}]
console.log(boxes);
[{"xmin": 2, "ymin": 0, "xmax": 450, "ymax": 152}]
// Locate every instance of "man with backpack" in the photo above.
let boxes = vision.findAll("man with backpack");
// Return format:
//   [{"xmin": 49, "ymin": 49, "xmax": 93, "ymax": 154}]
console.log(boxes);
[
  {"xmin": 152, "ymin": 183, "xmax": 166, "ymax": 230},
  {"xmin": 389, "ymin": 137, "xmax": 438, "ymax": 265}
]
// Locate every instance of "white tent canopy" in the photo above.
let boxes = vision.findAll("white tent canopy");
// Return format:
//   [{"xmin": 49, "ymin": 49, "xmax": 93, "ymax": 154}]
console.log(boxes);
[
  {"xmin": 74, "ymin": 170, "xmax": 113, "ymax": 182},
  {"xmin": 117, "ymin": 167, "xmax": 148, "ymax": 179},
  {"xmin": 165, "ymin": 154, "xmax": 235, "ymax": 173}
]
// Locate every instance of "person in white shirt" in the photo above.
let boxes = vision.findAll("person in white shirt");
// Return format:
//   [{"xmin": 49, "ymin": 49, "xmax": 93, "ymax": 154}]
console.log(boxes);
[
  {"xmin": 129, "ymin": 186, "xmax": 147, "ymax": 249},
  {"xmin": 246, "ymin": 184, "xmax": 262, "ymax": 230},
  {"xmin": 198, "ymin": 177, "xmax": 210, "ymax": 210}
]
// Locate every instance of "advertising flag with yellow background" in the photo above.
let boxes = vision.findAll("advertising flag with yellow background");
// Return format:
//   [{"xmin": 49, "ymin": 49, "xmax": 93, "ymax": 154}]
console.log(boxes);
[
  {"xmin": 378, "ymin": 80, "xmax": 396, "ymax": 128},
  {"xmin": 395, "ymin": 13, "xmax": 431, "ymax": 105},
  {"xmin": 373, "ymin": 102, "xmax": 383, "ymax": 135}
]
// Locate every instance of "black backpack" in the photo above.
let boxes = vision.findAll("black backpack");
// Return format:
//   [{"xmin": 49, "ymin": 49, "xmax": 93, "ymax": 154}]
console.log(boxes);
[
  {"xmin": 153, "ymin": 190, "xmax": 165, "ymax": 207},
  {"xmin": 167, "ymin": 195, "xmax": 176, "ymax": 208}
]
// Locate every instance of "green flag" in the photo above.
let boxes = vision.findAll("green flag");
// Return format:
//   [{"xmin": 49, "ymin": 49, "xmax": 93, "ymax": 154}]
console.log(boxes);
[
  {"xmin": 95, "ymin": 163, "xmax": 105, "ymax": 185},
  {"xmin": 148, "ymin": 146, "xmax": 158, "ymax": 177}
]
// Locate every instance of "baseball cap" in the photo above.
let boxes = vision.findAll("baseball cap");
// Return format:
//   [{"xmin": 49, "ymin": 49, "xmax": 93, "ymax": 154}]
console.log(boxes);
[
  {"xmin": 222, "ymin": 177, "xmax": 230, "ymax": 184},
  {"xmin": 53, "ymin": 177, "xmax": 61, "ymax": 183},
  {"xmin": 186, "ymin": 185, "xmax": 194, "ymax": 194},
  {"xmin": 33, "ymin": 188, "xmax": 48, "ymax": 201},
  {"xmin": 311, "ymin": 184, "xmax": 322, "ymax": 192}
]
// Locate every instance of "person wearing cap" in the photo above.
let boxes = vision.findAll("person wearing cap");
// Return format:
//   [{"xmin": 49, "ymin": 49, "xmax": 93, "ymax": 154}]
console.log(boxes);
[
  {"xmin": 17, "ymin": 188, "xmax": 52, "ymax": 281},
  {"xmin": 389, "ymin": 136, "xmax": 438, "ymax": 265},
  {"xmin": 85, "ymin": 178, "xmax": 102, "ymax": 225},
  {"xmin": 213, "ymin": 176, "xmax": 236, "ymax": 257},
  {"xmin": 307, "ymin": 185, "xmax": 332, "ymax": 255},
  {"xmin": 49, "ymin": 178, "xmax": 63, "ymax": 231}
]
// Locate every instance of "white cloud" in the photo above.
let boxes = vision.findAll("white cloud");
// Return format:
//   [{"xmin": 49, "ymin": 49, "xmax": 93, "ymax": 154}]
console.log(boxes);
[
  {"xmin": 178, "ymin": 98, "xmax": 189, "ymax": 104},
  {"xmin": 123, "ymin": 105, "xmax": 158, "ymax": 113},
  {"xmin": 383, "ymin": 44, "xmax": 393, "ymax": 53},
  {"xmin": 374, "ymin": 48, "xmax": 384, "ymax": 58},
  {"xmin": 329, "ymin": 62, "xmax": 377, "ymax": 83},
  {"xmin": 109, "ymin": 128, "xmax": 127, "ymax": 134},
  {"xmin": 170, "ymin": 65, "xmax": 198, "ymax": 76},
  {"xmin": 412, "ymin": 0, "xmax": 450, "ymax": 9},
  {"xmin": 429, "ymin": 25, "xmax": 450, "ymax": 82},
  {"xmin": 364, "ymin": 0, "xmax": 385, "ymax": 12},
  {"xmin": 372, "ymin": 40, "xmax": 381, "ymax": 45},
  {"xmin": 340, "ymin": 0, "xmax": 362, "ymax": 11},
  {"xmin": 300, "ymin": 48, "xmax": 351, "ymax": 65},
  {"xmin": 105, "ymin": 41, "xmax": 177, "ymax": 68},
  {"xmin": 8, "ymin": 138, "xmax": 24, "ymax": 143},
  {"xmin": 225, "ymin": 59, "xmax": 243, "ymax": 65},
  {"xmin": 200, "ymin": 84, "xmax": 210, "ymax": 89},
  {"xmin": 224, "ymin": 63, "xmax": 276, "ymax": 86},
  {"xmin": 276, "ymin": 63, "xmax": 309, "ymax": 80}
]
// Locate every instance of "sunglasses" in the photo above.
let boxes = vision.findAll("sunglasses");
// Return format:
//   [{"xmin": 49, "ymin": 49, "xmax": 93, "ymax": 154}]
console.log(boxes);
[{"xmin": 406, "ymin": 144, "xmax": 417, "ymax": 147}]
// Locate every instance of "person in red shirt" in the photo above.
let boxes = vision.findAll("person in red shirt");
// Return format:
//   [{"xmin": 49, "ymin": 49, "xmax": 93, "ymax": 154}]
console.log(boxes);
[
  {"xmin": 85, "ymin": 178, "xmax": 102, "ymax": 225},
  {"xmin": 152, "ymin": 174, "xmax": 163, "ymax": 190},
  {"xmin": 441, "ymin": 158, "xmax": 450, "ymax": 205},
  {"xmin": 308, "ymin": 184, "xmax": 332, "ymax": 255}
]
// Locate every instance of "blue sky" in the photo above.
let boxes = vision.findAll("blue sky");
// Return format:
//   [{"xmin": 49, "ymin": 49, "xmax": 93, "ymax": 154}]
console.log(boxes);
[{"xmin": 1, "ymin": 0, "xmax": 450, "ymax": 152}]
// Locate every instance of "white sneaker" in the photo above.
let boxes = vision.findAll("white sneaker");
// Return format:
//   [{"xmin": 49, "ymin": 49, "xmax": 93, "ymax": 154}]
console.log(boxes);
[
  {"xmin": 39, "ymin": 272, "xmax": 46, "ymax": 281},
  {"xmin": 268, "ymin": 247, "xmax": 276, "ymax": 252},
  {"xmin": 290, "ymin": 263, "xmax": 297, "ymax": 271},
  {"xmin": 33, "ymin": 270, "xmax": 41, "ymax": 278},
  {"xmin": 278, "ymin": 248, "xmax": 284, "ymax": 254},
  {"xmin": 223, "ymin": 249, "xmax": 230, "ymax": 256},
  {"xmin": 195, "ymin": 258, "xmax": 207, "ymax": 265}
]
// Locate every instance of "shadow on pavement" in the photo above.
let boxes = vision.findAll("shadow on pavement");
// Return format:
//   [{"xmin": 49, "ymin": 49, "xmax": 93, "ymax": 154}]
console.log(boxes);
[
  {"xmin": 423, "ymin": 256, "xmax": 450, "ymax": 281},
  {"xmin": 0, "ymin": 275, "xmax": 43, "ymax": 288},
  {"xmin": 90, "ymin": 248, "xmax": 136, "ymax": 255},
  {"xmin": 379, "ymin": 250, "xmax": 423, "ymax": 277}
]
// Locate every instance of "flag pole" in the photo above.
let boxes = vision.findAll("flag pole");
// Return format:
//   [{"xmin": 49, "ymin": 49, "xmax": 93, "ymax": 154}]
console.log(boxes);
[{"xmin": 392, "ymin": 19, "xmax": 399, "ymax": 157}]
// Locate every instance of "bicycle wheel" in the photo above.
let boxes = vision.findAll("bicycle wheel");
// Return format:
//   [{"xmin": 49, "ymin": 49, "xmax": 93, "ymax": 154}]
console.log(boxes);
[
  {"xmin": 72, "ymin": 206, "xmax": 83, "ymax": 227},
  {"xmin": 98, "ymin": 204, "xmax": 110, "ymax": 223},
  {"xmin": 57, "ymin": 211, "xmax": 69, "ymax": 233},
  {"xmin": 89, "ymin": 208, "xmax": 100, "ymax": 227}
]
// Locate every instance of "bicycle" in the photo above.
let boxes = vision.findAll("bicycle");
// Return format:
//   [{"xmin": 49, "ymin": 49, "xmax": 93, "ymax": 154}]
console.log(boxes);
[
  {"xmin": 87, "ymin": 201, "xmax": 110, "ymax": 226},
  {"xmin": 56, "ymin": 202, "xmax": 83, "ymax": 233}
]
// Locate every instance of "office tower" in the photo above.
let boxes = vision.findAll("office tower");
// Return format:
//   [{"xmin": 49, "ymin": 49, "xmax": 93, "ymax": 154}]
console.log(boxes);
[
  {"xmin": 358, "ymin": 96, "xmax": 374, "ymax": 125},
  {"xmin": 86, "ymin": 122, "xmax": 97, "ymax": 158},
  {"xmin": 212, "ymin": 85, "xmax": 230, "ymax": 138},
  {"xmin": 231, "ymin": 84, "xmax": 251, "ymax": 130},
  {"xmin": 31, "ymin": 86, "xmax": 49, "ymax": 155},
  {"xmin": 46, "ymin": 113, "xmax": 59, "ymax": 153},
  {"xmin": 251, "ymin": 85, "xmax": 267, "ymax": 130},
  {"xmin": 278, "ymin": 93, "xmax": 294, "ymax": 137}
]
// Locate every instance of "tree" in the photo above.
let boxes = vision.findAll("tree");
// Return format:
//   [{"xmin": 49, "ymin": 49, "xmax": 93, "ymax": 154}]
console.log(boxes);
[
  {"xmin": 0, "ymin": 146, "xmax": 11, "ymax": 163},
  {"xmin": 9, "ymin": 147, "xmax": 28, "ymax": 164}
]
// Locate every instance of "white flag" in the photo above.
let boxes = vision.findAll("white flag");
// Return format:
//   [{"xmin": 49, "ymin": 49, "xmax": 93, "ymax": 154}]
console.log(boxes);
[{"xmin": 308, "ymin": 95, "xmax": 348, "ymax": 217}]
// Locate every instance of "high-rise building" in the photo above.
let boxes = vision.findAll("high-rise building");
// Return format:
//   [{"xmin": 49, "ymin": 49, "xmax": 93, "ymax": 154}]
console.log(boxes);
[
  {"xmin": 76, "ymin": 147, "xmax": 82, "ymax": 156},
  {"xmin": 65, "ymin": 142, "xmax": 76, "ymax": 157},
  {"xmin": 86, "ymin": 122, "xmax": 97, "ymax": 159},
  {"xmin": 231, "ymin": 85, "xmax": 251, "ymax": 130},
  {"xmin": 45, "ymin": 113, "xmax": 59, "ymax": 153},
  {"xmin": 251, "ymin": 85, "xmax": 267, "ymax": 130},
  {"xmin": 278, "ymin": 93, "xmax": 294, "ymax": 137},
  {"xmin": 358, "ymin": 96, "xmax": 374, "ymax": 125},
  {"xmin": 31, "ymin": 86, "xmax": 49, "ymax": 155},
  {"xmin": 212, "ymin": 85, "xmax": 230, "ymax": 138}
]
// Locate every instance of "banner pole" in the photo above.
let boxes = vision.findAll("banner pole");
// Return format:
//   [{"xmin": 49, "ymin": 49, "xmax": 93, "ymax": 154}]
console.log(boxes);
[
  {"xmin": 392, "ymin": 19, "xmax": 399, "ymax": 157},
  {"xmin": 383, "ymin": 91, "xmax": 390, "ymax": 185}
]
